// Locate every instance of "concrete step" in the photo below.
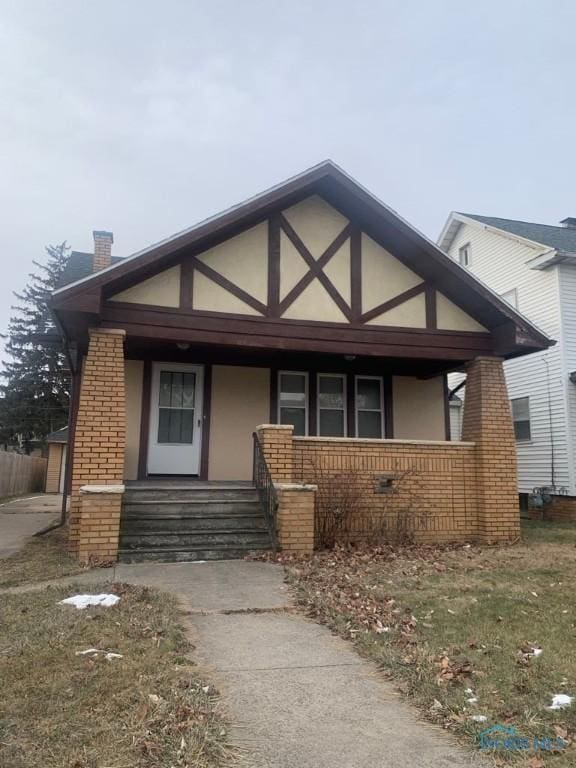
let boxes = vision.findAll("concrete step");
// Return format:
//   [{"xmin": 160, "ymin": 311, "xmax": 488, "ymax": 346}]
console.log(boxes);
[
  {"xmin": 118, "ymin": 546, "xmax": 268, "ymax": 563},
  {"xmin": 121, "ymin": 514, "xmax": 267, "ymax": 533},
  {"xmin": 122, "ymin": 500, "xmax": 262, "ymax": 516},
  {"xmin": 124, "ymin": 488, "xmax": 260, "ymax": 503},
  {"xmin": 120, "ymin": 530, "xmax": 272, "ymax": 549}
]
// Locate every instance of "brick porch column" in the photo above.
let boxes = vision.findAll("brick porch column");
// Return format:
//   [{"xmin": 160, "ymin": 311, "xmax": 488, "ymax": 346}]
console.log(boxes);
[
  {"xmin": 256, "ymin": 425, "xmax": 294, "ymax": 482},
  {"xmin": 461, "ymin": 356, "xmax": 519, "ymax": 542},
  {"xmin": 68, "ymin": 328, "xmax": 126, "ymax": 561}
]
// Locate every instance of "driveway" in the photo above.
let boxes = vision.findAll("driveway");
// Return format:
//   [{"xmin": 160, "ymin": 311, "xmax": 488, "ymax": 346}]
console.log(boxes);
[
  {"xmin": 0, "ymin": 494, "xmax": 61, "ymax": 558},
  {"xmin": 29, "ymin": 559, "xmax": 485, "ymax": 767}
]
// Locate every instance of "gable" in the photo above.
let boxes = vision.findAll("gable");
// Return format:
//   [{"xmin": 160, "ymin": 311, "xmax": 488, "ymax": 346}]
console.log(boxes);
[{"xmin": 108, "ymin": 195, "xmax": 487, "ymax": 333}]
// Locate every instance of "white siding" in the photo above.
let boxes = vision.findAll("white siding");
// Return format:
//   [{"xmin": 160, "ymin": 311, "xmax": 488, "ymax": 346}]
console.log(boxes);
[
  {"xmin": 558, "ymin": 263, "xmax": 576, "ymax": 495},
  {"xmin": 446, "ymin": 222, "xmax": 568, "ymax": 494}
]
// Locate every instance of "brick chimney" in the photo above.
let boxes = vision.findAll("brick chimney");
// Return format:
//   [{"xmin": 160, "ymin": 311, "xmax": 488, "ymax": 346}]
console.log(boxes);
[{"xmin": 92, "ymin": 230, "xmax": 114, "ymax": 272}]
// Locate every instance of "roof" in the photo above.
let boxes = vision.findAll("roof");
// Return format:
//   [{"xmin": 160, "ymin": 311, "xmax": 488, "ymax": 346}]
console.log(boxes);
[
  {"xmin": 57, "ymin": 252, "xmax": 124, "ymax": 288},
  {"xmin": 458, "ymin": 214, "xmax": 576, "ymax": 254},
  {"xmin": 50, "ymin": 160, "xmax": 553, "ymax": 357},
  {"xmin": 46, "ymin": 426, "xmax": 68, "ymax": 443}
]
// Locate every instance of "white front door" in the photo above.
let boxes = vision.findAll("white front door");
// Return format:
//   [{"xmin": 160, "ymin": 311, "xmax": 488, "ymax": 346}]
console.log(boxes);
[{"xmin": 147, "ymin": 363, "xmax": 204, "ymax": 475}]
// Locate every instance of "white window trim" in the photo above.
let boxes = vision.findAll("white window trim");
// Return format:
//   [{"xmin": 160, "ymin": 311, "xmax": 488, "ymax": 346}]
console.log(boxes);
[
  {"xmin": 458, "ymin": 242, "xmax": 471, "ymax": 267},
  {"xmin": 511, "ymin": 395, "xmax": 531, "ymax": 443},
  {"xmin": 354, "ymin": 375, "xmax": 384, "ymax": 439},
  {"xmin": 317, "ymin": 373, "xmax": 347, "ymax": 437},
  {"xmin": 278, "ymin": 371, "xmax": 309, "ymax": 436}
]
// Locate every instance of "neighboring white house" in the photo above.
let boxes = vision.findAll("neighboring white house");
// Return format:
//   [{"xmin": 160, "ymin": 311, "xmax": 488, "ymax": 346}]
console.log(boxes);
[{"xmin": 439, "ymin": 213, "xmax": 576, "ymax": 507}]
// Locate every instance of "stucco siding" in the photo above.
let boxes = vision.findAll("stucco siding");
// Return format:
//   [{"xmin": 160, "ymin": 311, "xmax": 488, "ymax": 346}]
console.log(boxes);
[
  {"xmin": 393, "ymin": 376, "xmax": 445, "ymax": 440},
  {"xmin": 110, "ymin": 266, "xmax": 180, "ymax": 307},
  {"xmin": 124, "ymin": 360, "xmax": 144, "ymax": 481},
  {"xmin": 208, "ymin": 366, "xmax": 270, "ymax": 480}
]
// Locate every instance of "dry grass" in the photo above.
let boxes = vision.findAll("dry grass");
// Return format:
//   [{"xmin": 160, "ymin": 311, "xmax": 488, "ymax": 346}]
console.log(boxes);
[
  {"xmin": 0, "ymin": 527, "xmax": 87, "ymax": 588},
  {"xmin": 281, "ymin": 521, "xmax": 576, "ymax": 766},
  {"xmin": 0, "ymin": 581, "xmax": 232, "ymax": 768}
]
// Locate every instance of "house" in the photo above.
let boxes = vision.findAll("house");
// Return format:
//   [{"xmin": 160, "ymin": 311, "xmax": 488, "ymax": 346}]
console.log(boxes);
[
  {"xmin": 45, "ymin": 426, "xmax": 68, "ymax": 493},
  {"xmin": 439, "ymin": 212, "xmax": 576, "ymax": 520},
  {"xmin": 50, "ymin": 161, "xmax": 551, "ymax": 564}
]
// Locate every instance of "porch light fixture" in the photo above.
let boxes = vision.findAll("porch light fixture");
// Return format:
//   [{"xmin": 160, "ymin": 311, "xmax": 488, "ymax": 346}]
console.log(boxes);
[
  {"xmin": 176, "ymin": 343, "xmax": 190, "ymax": 351},
  {"xmin": 344, "ymin": 355, "xmax": 356, "ymax": 361}
]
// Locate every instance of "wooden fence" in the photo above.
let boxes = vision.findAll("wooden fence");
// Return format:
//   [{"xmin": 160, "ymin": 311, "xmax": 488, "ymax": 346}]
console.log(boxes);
[{"xmin": 0, "ymin": 452, "xmax": 47, "ymax": 497}]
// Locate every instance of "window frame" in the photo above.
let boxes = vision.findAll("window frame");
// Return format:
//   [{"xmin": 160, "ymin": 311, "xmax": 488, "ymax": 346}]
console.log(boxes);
[
  {"xmin": 511, "ymin": 396, "xmax": 531, "ymax": 442},
  {"xmin": 458, "ymin": 242, "xmax": 471, "ymax": 267},
  {"xmin": 277, "ymin": 370, "xmax": 309, "ymax": 436},
  {"xmin": 316, "ymin": 373, "xmax": 348, "ymax": 437},
  {"xmin": 354, "ymin": 375, "xmax": 385, "ymax": 439}
]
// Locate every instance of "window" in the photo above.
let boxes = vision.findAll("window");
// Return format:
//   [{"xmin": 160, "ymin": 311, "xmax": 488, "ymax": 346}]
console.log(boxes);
[
  {"xmin": 458, "ymin": 243, "xmax": 471, "ymax": 267},
  {"xmin": 278, "ymin": 372, "xmax": 308, "ymax": 436},
  {"xmin": 157, "ymin": 371, "xmax": 196, "ymax": 444},
  {"xmin": 501, "ymin": 288, "xmax": 518, "ymax": 309},
  {"xmin": 511, "ymin": 397, "xmax": 531, "ymax": 441},
  {"xmin": 355, "ymin": 376, "xmax": 384, "ymax": 438},
  {"xmin": 317, "ymin": 374, "xmax": 347, "ymax": 437}
]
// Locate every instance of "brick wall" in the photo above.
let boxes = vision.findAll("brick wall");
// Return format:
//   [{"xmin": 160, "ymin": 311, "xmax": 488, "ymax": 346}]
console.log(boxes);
[
  {"xmin": 68, "ymin": 328, "xmax": 126, "ymax": 557},
  {"xmin": 461, "ymin": 357, "xmax": 520, "ymax": 542},
  {"xmin": 77, "ymin": 488, "xmax": 123, "ymax": 564},
  {"xmin": 276, "ymin": 484, "xmax": 315, "ymax": 552},
  {"xmin": 258, "ymin": 359, "xmax": 520, "ymax": 549},
  {"xmin": 293, "ymin": 436, "xmax": 479, "ymax": 544}
]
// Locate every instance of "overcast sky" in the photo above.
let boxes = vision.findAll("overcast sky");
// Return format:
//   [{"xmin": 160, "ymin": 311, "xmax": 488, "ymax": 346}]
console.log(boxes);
[{"xmin": 1, "ymin": 0, "xmax": 575, "ymax": 353}]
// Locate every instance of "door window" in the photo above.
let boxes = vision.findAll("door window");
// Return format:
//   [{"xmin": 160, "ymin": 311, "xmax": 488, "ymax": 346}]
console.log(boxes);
[{"xmin": 157, "ymin": 371, "xmax": 196, "ymax": 444}]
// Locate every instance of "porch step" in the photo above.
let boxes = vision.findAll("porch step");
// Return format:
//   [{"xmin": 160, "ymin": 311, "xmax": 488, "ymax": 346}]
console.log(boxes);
[
  {"xmin": 123, "ymin": 500, "xmax": 262, "ymax": 516},
  {"xmin": 119, "ymin": 481, "xmax": 274, "ymax": 562},
  {"xmin": 121, "ymin": 530, "xmax": 271, "ymax": 549},
  {"xmin": 123, "ymin": 488, "xmax": 260, "ymax": 503},
  {"xmin": 122, "ymin": 514, "xmax": 267, "ymax": 532},
  {"xmin": 118, "ymin": 546, "xmax": 269, "ymax": 564}
]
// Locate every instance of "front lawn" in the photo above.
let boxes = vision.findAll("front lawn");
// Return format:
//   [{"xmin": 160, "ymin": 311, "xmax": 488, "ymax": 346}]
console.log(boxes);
[
  {"xmin": 284, "ymin": 521, "xmax": 576, "ymax": 766},
  {"xmin": 0, "ymin": 582, "xmax": 231, "ymax": 768},
  {"xmin": 0, "ymin": 527, "xmax": 87, "ymax": 588}
]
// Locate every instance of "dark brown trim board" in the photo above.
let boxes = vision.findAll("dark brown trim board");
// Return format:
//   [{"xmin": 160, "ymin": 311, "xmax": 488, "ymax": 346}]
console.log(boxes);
[
  {"xmin": 269, "ymin": 366, "xmax": 278, "ymax": 423},
  {"xmin": 384, "ymin": 375, "xmax": 394, "ymax": 438},
  {"xmin": 425, "ymin": 285, "xmax": 437, "ymax": 330},
  {"xmin": 350, "ymin": 227, "xmax": 362, "ymax": 322},
  {"xmin": 180, "ymin": 261, "xmax": 194, "ymax": 310},
  {"xmin": 137, "ymin": 360, "xmax": 152, "ymax": 479},
  {"xmin": 443, "ymin": 374, "xmax": 451, "ymax": 441},
  {"xmin": 200, "ymin": 364, "xmax": 212, "ymax": 479},
  {"xmin": 346, "ymin": 372, "xmax": 356, "ymax": 437},
  {"xmin": 267, "ymin": 214, "xmax": 281, "ymax": 317}
]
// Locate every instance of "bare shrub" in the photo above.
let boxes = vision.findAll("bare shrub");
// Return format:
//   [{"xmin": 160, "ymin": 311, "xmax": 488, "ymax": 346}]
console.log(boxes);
[{"xmin": 302, "ymin": 454, "xmax": 429, "ymax": 549}]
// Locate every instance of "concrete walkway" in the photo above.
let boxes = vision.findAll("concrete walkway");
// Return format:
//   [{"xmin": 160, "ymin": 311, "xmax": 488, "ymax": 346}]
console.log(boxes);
[
  {"xmin": 0, "ymin": 494, "xmax": 61, "ymax": 558},
  {"xmin": 9, "ymin": 559, "xmax": 485, "ymax": 767}
]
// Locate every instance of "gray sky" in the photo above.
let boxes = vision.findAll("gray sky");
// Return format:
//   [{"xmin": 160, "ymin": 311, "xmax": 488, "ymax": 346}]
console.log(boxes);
[{"xmin": 1, "ymin": 0, "xmax": 575, "ymax": 352}]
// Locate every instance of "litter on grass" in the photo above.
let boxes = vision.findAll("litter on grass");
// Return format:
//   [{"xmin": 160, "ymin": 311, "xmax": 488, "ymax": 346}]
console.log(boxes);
[
  {"xmin": 59, "ymin": 594, "xmax": 120, "ymax": 609},
  {"xmin": 471, "ymin": 715, "xmax": 487, "ymax": 722},
  {"xmin": 75, "ymin": 648, "xmax": 123, "ymax": 661},
  {"xmin": 548, "ymin": 694, "xmax": 573, "ymax": 710}
]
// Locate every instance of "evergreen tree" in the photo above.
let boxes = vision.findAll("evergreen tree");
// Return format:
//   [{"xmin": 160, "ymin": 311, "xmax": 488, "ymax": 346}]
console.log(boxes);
[{"xmin": 0, "ymin": 243, "xmax": 71, "ymax": 450}]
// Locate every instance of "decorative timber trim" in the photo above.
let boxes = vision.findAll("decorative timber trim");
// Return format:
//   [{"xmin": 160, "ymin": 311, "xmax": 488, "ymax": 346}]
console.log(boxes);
[
  {"xmin": 425, "ymin": 284, "xmax": 437, "ymax": 330},
  {"xmin": 189, "ymin": 255, "xmax": 268, "ymax": 315},
  {"xmin": 180, "ymin": 261, "xmax": 194, "ymax": 310},
  {"xmin": 350, "ymin": 226, "xmax": 362, "ymax": 322},
  {"xmin": 278, "ymin": 216, "xmax": 353, "ymax": 320},
  {"xmin": 267, "ymin": 214, "xmax": 281, "ymax": 317},
  {"xmin": 359, "ymin": 283, "xmax": 426, "ymax": 324}
]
